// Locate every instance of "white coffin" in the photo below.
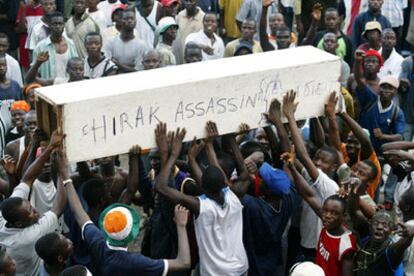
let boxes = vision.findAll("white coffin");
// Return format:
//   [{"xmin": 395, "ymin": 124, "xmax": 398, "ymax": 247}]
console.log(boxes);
[{"xmin": 35, "ymin": 46, "xmax": 341, "ymax": 162}]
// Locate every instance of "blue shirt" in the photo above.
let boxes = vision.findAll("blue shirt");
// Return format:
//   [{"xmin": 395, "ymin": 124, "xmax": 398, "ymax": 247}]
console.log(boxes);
[
  {"xmin": 83, "ymin": 223, "xmax": 167, "ymax": 276},
  {"xmin": 351, "ymin": 10, "xmax": 392, "ymax": 49},
  {"xmin": 357, "ymin": 85, "xmax": 405, "ymax": 155},
  {"xmin": 0, "ymin": 80, "xmax": 23, "ymax": 101}
]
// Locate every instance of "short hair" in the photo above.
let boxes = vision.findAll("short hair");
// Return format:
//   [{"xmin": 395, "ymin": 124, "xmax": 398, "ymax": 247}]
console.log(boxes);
[
  {"xmin": 318, "ymin": 145, "xmax": 340, "ymax": 164},
  {"xmin": 83, "ymin": 179, "xmax": 106, "ymax": 208},
  {"xmin": 61, "ymin": 265, "xmax": 89, "ymax": 276},
  {"xmin": 325, "ymin": 7, "xmax": 339, "ymax": 15},
  {"xmin": 239, "ymin": 141, "xmax": 271, "ymax": 163},
  {"xmin": 84, "ymin": 31, "xmax": 102, "ymax": 43},
  {"xmin": 184, "ymin": 42, "xmax": 201, "ymax": 55},
  {"xmin": 48, "ymin": 11, "xmax": 64, "ymax": 21},
  {"xmin": 203, "ymin": 12, "xmax": 217, "ymax": 22},
  {"xmin": 0, "ymin": 33, "xmax": 8, "ymax": 41},
  {"xmin": 201, "ymin": 165, "xmax": 226, "ymax": 194},
  {"xmin": 382, "ymin": 28, "xmax": 395, "ymax": 37},
  {"xmin": 324, "ymin": 194, "xmax": 346, "ymax": 213},
  {"xmin": 243, "ymin": 17, "xmax": 256, "ymax": 25},
  {"xmin": 217, "ymin": 152, "xmax": 236, "ymax": 179},
  {"xmin": 143, "ymin": 49, "xmax": 161, "ymax": 59},
  {"xmin": 0, "ymin": 197, "xmax": 24, "ymax": 225},
  {"xmin": 67, "ymin": 57, "xmax": 84, "ymax": 68},
  {"xmin": 123, "ymin": 7, "xmax": 136, "ymax": 16},
  {"xmin": 35, "ymin": 233, "xmax": 62, "ymax": 266},
  {"xmin": 361, "ymin": 159, "xmax": 378, "ymax": 180}
]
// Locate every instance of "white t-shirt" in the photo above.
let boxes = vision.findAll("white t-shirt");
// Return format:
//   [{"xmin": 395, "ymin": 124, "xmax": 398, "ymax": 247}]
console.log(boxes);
[
  {"xmin": 194, "ymin": 187, "xmax": 248, "ymax": 276},
  {"xmin": 55, "ymin": 50, "xmax": 70, "ymax": 79},
  {"xmin": 30, "ymin": 179, "xmax": 56, "ymax": 217},
  {"xmin": 97, "ymin": 0, "xmax": 121, "ymax": 28},
  {"xmin": 0, "ymin": 183, "xmax": 59, "ymax": 276},
  {"xmin": 104, "ymin": 35, "xmax": 149, "ymax": 70},
  {"xmin": 185, "ymin": 30, "xmax": 225, "ymax": 61},
  {"xmin": 5, "ymin": 54, "xmax": 23, "ymax": 87},
  {"xmin": 88, "ymin": 9, "xmax": 107, "ymax": 31},
  {"xmin": 300, "ymin": 169, "xmax": 339, "ymax": 249}
]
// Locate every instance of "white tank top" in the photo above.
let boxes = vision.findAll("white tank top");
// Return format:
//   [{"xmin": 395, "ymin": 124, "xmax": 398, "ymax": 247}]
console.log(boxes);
[{"xmin": 135, "ymin": 1, "xmax": 159, "ymax": 48}]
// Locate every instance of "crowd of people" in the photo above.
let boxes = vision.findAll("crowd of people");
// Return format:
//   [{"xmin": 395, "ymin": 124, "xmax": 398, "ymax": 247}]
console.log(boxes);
[{"xmin": 1, "ymin": 0, "xmax": 414, "ymax": 275}]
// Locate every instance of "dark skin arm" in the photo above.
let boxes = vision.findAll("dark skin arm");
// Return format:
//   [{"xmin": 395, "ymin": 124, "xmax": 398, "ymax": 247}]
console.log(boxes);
[
  {"xmin": 154, "ymin": 123, "xmax": 200, "ymax": 215},
  {"xmin": 204, "ymin": 121, "xmax": 228, "ymax": 181},
  {"xmin": 339, "ymin": 111, "xmax": 374, "ymax": 160},
  {"xmin": 51, "ymin": 150, "xmax": 68, "ymax": 217},
  {"xmin": 25, "ymin": 52, "xmax": 49, "ymax": 83},
  {"xmin": 264, "ymin": 98, "xmax": 290, "ymax": 154},
  {"xmin": 1, "ymin": 154, "xmax": 18, "ymax": 195},
  {"xmin": 309, "ymin": 117, "xmax": 325, "ymax": 149},
  {"xmin": 112, "ymin": 59, "xmax": 137, "ymax": 73},
  {"xmin": 283, "ymin": 90, "xmax": 320, "ymax": 181},
  {"xmin": 341, "ymin": 252, "xmax": 354, "ymax": 276},
  {"xmin": 119, "ymin": 145, "xmax": 141, "ymax": 204},
  {"xmin": 301, "ymin": 3, "xmax": 322, "ymax": 46},
  {"xmin": 260, "ymin": 1, "xmax": 275, "ymax": 52},
  {"xmin": 347, "ymin": 178, "xmax": 371, "ymax": 236},
  {"xmin": 353, "ymin": 49, "xmax": 366, "ymax": 90},
  {"xmin": 187, "ymin": 137, "xmax": 205, "ymax": 188},
  {"xmin": 389, "ymin": 223, "xmax": 414, "ymax": 267},
  {"xmin": 325, "ymin": 92, "xmax": 342, "ymax": 151},
  {"xmin": 382, "ymin": 141, "xmax": 414, "ymax": 152}
]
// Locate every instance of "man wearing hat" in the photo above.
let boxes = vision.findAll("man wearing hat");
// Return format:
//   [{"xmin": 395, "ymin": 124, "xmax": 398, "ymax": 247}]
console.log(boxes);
[
  {"xmin": 357, "ymin": 21, "xmax": 382, "ymax": 51},
  {"xmin": 160, "ymin": 0, "xmax": 180, "ymax": 17},
  {"xmin": 351, "ymin": 0, "xmax": 391, "ymax": 49},
  {"xmin": 156, "ymin": 16, "xmax": 178, "ymax": 66},
  {"xmin": 63, "ymin": 148, "xmax": 192, "ymax": 275}
]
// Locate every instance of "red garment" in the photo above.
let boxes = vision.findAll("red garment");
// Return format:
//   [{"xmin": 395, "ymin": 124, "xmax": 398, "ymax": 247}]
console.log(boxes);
[
  {"xmin": 347, "ymin": 0, "xmax": 362, "ymax": 35},
  {"xmin": 315, "ymin": 228, "xmax": 356, "ymax": 276}
]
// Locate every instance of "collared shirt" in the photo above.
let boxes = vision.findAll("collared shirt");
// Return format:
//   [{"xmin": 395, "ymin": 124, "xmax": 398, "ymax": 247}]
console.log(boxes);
[
  {"xmin": 173, "ymin": 8, "xmax": 205, "ymax": 64},
  {"xmin": 381, "ymin": 0, "xmax": 407, "ymax": 27},
  {"xmin": 32, "ymin": 36, "xmax": 78, "ymax": 79},
  {"xmin": 156, "ymin": 41, "xmax": 176, "ymax": 67},
  {"xmin": 66, "ymin": 13, "xmax": 100, "ymax": 58},
  {"xmin": 185, "ymin": 30, "xmax": 225, "ymax": 60},
  {"xmin": 224, "ymin": 38, "xmax": 263, "ymax": 57},
  {"xmin": 351, "ymin": 9, "xmax": 392, "ymax": 49},
  {"xmin": 378, "ymin": 48, "xmax": 404, "ymax": 79},
  {"xmin": 26, "ymin": 19, "xmax": 49, "ymax": 50}
]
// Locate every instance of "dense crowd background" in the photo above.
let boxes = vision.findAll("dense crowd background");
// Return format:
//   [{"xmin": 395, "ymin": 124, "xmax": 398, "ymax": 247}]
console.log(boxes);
[{"xmin": 1, "ymin": 0, "xmax": 414, "ymax": 275}]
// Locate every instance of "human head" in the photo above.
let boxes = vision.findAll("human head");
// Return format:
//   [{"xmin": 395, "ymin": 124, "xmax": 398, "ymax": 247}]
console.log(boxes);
[
  {"xmin": 139, "ymin": 0, "xmax": 155, "ymax": 17},
  {"xmin": 276, "ymin": 26, "xmax": 291, "ymax": 49},
  {"xmin": 254, "ymin": 128, "xmax": 269, "ymax": 152},
  {"xmin": 184, "ymin": 42, "xmax": 202, "ymax": 63},
  {"xmin": 363, "ymin": 50, "xmax": 383, "ymax": 74},
  {"xmin": 87, "ymin": 0, "xmax": 99, "ymax": 10},
  {"xmin": 158, "ymin": 16, "xmax": 178, "ymax": 42},
  {"xmin": 240, "ymin": 140, "xmax": 270, "ymax": 162},
  {"xmin": 111, "ymin": 3, "xmax": 126, "ymax": 28},
  {"xmin": 324, "ymin": 8, "xmax": 339, "ymax": 32},
  {"xmin": 73, "ymin": 0, "xmax": 87, "ymax": 16},
  {"xmin": 381, "ymin": 28, "xmax": 396, "ymax": 51},
  {"xmin": 41, "ymin": 0, "xmax": 56, "ymax": 17},
  {"xmin": 67, "ymin": 57, "xmax": 84, "ymax": 82},
  {"xmin": 322, "ymin": 194, "xmax": 346, "ymax": 231},
  {"xmin": 99, "ymin": 203, "xmax": 140, "ymax": 247},
  {"xmin": 1, "ymin": 197, "xmax": 39, "ymax": 228},
  {"xmin": 183, "ymin": 0, "xmax": 197, "ymax": 15},
  {"xmin": 0, "ymin": 33, "xmax": 9, "ymax": 55},
  {"xmin": 241, "ymin": 19, "xmax": 256, "ymax": 41},
  {"xmin": 85, "ymin": 32, "xmax": 102, "ymax": 57},
  {"xmin": 83, "ymin": 178, "xmax": 111, "ymax": 210},
  {"xmin": 0, "ymin": 55, "xmax": 7, "ymax": 79},
  {"xmin": 379, "ymin": 75, "xmax": 399, "ymax": 106},
  {"xmin": 60, "ymin": 265, "xmax": 91, "ymax": 276},
  {"xmin": 142, "ymin": 49, "xmax": 161, "ymax": 70},
  {"xmin": 203, "ymin": 13, "xmax": 218, "ymax": 36},
  {"xmin": 161, "ymin": 0, "xmax": 180, "ymax": 17},
  {"xmin": 234, "ymin": 41, "xmax": 253, "ymax": 56},
  {"xmin": 322, "ymin": 32, "xmax": 338, "ymax": 54},
  {"xmin": 352, "ymin": 159, "xmax": 378, "ymax": 185},
  {"xmin": 122, "ymin": 8, "xmax": 136, "ymax": 31},
  {"xmin": 313, "ymin": 145, "xmax": 339, "ymax": 177},
  {"xmin": 370, "ymin": 210, "xmax": 393, "ymax": 243},
  {"xmin": 362, "ymin": 21, "xmax": 382, "ymax": 43},
  {"xmin": 23, "ymin": 110, "xmax": 37, "ymax": 136},
  {"xmin": 49, "ymin": 11, "xmax": 65, "ymax": 38},
  {"xmin": 269, "ymin": 12, "xmax": 285, "ymax": 34},
  {"xmin": 368, "ymin": 0, "xmax": 383, "ymax": 13},
  {"xmin": 0, "ymin": 250, "xmax": 16, "ymax": 276},
  {"xmin": 35, "ymin": 233, "xmax": 73, "ymax": 268},
  {"xmin": 201, "ymin": 165, "xmax": 226, "ymax": 195},
  {"xmin": 345, "ymin": 132, "xmax": 361, "ymax": 162},
  {"xmin": 10, "ymin": 101, "xmax": 30, "ymax": 129},
  {"xmin": 399, "ymin": 186, "xmax": 414, "ymax": 221}
]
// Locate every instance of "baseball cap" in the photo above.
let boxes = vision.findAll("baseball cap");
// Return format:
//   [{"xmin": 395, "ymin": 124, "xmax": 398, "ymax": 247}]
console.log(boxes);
[
  {"xmin": 235, "ymin": 40, "xmax": 253, "ymax": 55},
  {"xmin": 362, "ymin": 21, "xmax": 382, "ymax": 38},
  {"xmin": 161, "ymin": 0, "xmax": 179, "ymax": 7},
  {"xmin": 289, "ymin": 262, "xmax": 325, "ymax": 276},
  {"xmin": 158, "ymin": 16, "xmax": 178, "ymax": 34},
  {"xmin": 99, "ymin": 203, "xmax": 140, "ymax": 247},
  {"xmin": 379, "ymin": 75, "xmax": 399, "ymax": 89},
  {"xmin": 111, "ymin": 3, "xmax": 127, "ymax": 14}
]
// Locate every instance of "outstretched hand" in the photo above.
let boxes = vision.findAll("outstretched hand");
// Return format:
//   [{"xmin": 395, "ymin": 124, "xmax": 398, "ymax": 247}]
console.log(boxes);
[
  {"xmin": 129, "ymin": 145, "xmax": 142, "ymax": 156},
  {"xmin": 325, "ymin": 91, "xmax": 338, "ymax": 118},
  {"xmin": 188, "ymin": 137, "xmax": 205, "ymax": 159},
  {"xmin": 282, "ymin": 90, "xmax": 298, "ymax": 119},
  {"xmin": 396, "ymin": 223, "xmax": 414, "ymax": 238},
  {"xmin": 205, "ymin": 121, "xmax": 219, "ymax": 144},
  {"xmin": 1, "ymin": 155, "xmax": 16, "ymax": 175},
  {"xmin": 155, "ymin": 122, "xmax": 169, "ymax": 154},
  {"xmin": 171, "ymin": 127, "xmax": 186, "ymax": 158},
  {"xmin": 264, "ymin": 98, "xmax": 282, "ymax": 124},
  {"xmin": 311, "ymin": 2, "xmax": 323, "ymax": 22}
]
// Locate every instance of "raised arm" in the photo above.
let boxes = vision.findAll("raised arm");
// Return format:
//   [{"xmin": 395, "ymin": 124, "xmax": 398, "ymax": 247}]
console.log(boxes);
[
  {"xmin": 309, "ymin": 117, "xmax": 325, "ymax": 149},
  {"xmin": 388, "ymin": 223, "xmax": 414, "ymax": 268},
  {"xmin": 167, "ymin": 205, "xmax": 191, "ymax": 272},
  {"xmin": 264, "ymin": 98, "xmax": 290, "ymax": 154},
  {"xmin": 325, "ymin": 92, "xmax": 342, "ymax": 151},
  {"xmin": 339, "ymin": 111, "xmax": 374, "ymax": 160},
  {"xmin": 346, "ymin": 178, "xmax": 370, "ymax": 236},
  {"xmin": 301, "ymin": 3, "xmax": 322, "ymax": 46},
  {"xmin": 204, "ymin": 121, "xmax": 228, "ymax": 181},
  {"xmin": 119, "ymin": 145, "xmax": 141, "ymax": 204},
  {"xmin": 382, "ymin": 141, "xmax": 414, "ymax": 152},
  {"xmin": 154, "ymin": 123, "xmax": 200, "ymax": 215},
  {"xmin": 51, "ymin": 150, "xmax": 68, "ymax": 217},
  {"xmin": 353, "ymin": 49, "xmax": 367, "ymax": 90},
  {"xmin": 283, "ymin": 90, "xmax": 319, "ymax": 181},
  {"xmin": 21, "ymin": 131, "xmax": 64, "ymax": 187},
  {"xmin": 260, "ymin": 0, "xmax": 275, "ymax": 52},
  {"xmin": 187, "ymin": 137, "xmax": 205, "ymax": 187}
]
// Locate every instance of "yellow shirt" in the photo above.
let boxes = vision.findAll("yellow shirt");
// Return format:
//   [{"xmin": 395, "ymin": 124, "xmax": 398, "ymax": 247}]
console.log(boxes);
[
  {"xmin": 224, "ymin": 39, "xmax": 263, "ymax": 57},
  {"xmin": 219, "ymin": 0, "xmax": 243, "ymax": 38}
]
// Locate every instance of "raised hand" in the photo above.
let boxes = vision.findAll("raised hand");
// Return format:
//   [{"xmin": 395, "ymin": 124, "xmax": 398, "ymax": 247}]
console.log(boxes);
[
  {"xmin": 325, "ymin": 91, "xmax": 338, "ymax": 118},
  {"xmin": 49, "ymin": 131, "xmax": 65, "ymax": 149},
  {"xmin": 36, "ymin": 52, "xmax": 49, "ymax": 64},
  {"xmin": 171, "ymin": 127, "xmax": 186, "ymax": 158},
  {"xmin": 1, "ymin": 155, "xmax": 16, "ymax": 175},
  {"xmin": 155, "ymin": 122, "xmax": 169, "ymax": 154},
  {"xmin": 205, "ymin": 121, "xmax": 219, "ymax": 144},
  {"xmin": 311, "ymin": 2, "xmax": 323, "ymax": 22},
  {"xmin": 188, "ymin": 137, "xmax": 205, "ymax": 159},
  {"xmin": 54, "ymin": 149, "xmax": 69, "ymax": 179},
  {"xmin": 280, "ymin": 145, "xmax": 295, "ymax": 166},
  {"xmin": 264, "ymin": 98, "xmax": 282, "ymax": 124},
  {"xmin": 282, "ymin": 90, "xmax": 298, "ymax": 119},
  {"xmin": 174, "ymin": 205, "xmax": 189, "ymax": 227},
  {"xmin": 129, "ymin": 145, "xmax": 142, "ymax": 156},
  {"xmin": 354, "ymin": 49, "xmax": 365, "ymax": 62}
]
